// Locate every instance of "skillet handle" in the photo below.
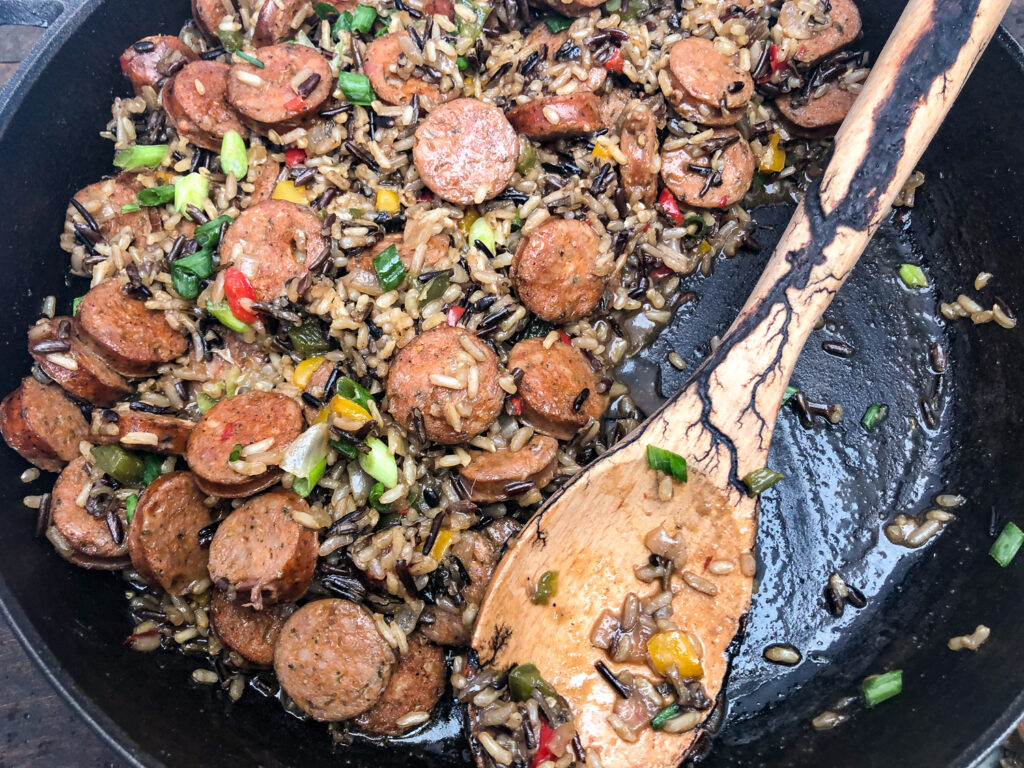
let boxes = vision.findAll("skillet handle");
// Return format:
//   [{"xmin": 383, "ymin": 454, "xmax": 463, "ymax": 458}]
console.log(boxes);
[{"xmin": 0, "ymin": 0, "xmax": 77, "ymax": 27}]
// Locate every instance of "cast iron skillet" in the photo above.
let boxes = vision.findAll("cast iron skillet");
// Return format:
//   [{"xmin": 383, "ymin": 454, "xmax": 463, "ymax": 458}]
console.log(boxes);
[{"xmin": 0, "ymin": 1, "xmax": 1022, "ymax": 766}]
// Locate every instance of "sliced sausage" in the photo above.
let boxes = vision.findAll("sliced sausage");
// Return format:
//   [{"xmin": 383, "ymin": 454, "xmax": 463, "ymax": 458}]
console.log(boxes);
[
  {"xmin": 162, "ymin": 61, "xmax": 250, "ymax": 151},
  {"xmin": 192, "ymin": 0, "xmax": 240, "ymax": 38},
  {"xmin": 185, "ymin": 391, "xmax": 302, "ymax": 489},
  {"xmin": 510, "ymin": 217, "xmax": 606, "ymax": 323},
  {"xmin": 619, "ymin": 103, "xmax": 661, "ymax": 207},
  {"xmin": 208, "ymin": 488, "xmax": 317, "ymax": 606},
  {"xmin": 275, "ymin": 599, "xmax": 396, "ymax": 721},
  {"xmin": 50, "ymin": 457, "xmax": 127, "ymax": 560},
  {"xmin": 507, "ymin": 338, "xmax": 607, "ymax": 440},
  {"xmin": 420, "ymin": 530, "xmax": 497, "ymax": 646},
  {"xmin": 660, "ymin": 128, "xmax": 755, "ymax": 209},
  {"xmin": 126, "ymin": 471, "xmax": 213, "ymax": 594},
  {"xmin": 413, "ymin": 98, "xmax": 519, "ymax": 205},
  {"xmin": 778, "ymin": 0, "xmax": 862, "ymax": 64},
  {"xmin": 120, "ymin": 36, "xmax": 197, "ymax": 96},
  {"xmin": 599, "ymin": 88, "xmax": 633, "ymax": 131},
  {"xmin": 74, "ymin": 279, "xmax": 189, "ymax": 377},
  {"xmin": 69, "ymin": 174, "xmax": 161, "ymax": 244},
  {"xmin": 248, "ymin": 159, "xmax": 282, "ymax": 201},
  {"xmin": 28, "ymin": 317, "xmax": 129, "ymax": 408},
  {"xmin": 90, "ymin": 407, "xmax": 194, "ymax": 455},
  {"xmin": 386, "ymin": 326, "xmax": 503, "ymax": 444},
  {"xmin": 776, "ymin": 82, "xmax": 857, "ymax": 132},
  {"xmin": 227, "ymin": 44, "xmax": 333, "ymax": 125},
  {"xmin": 0, "ymin": 377, "xmax": 89, "ymax": 472},
  {"xmin": 506, "ymin": 92, "xmax": 603, "ymax": 141},
  {"xmin": 458, "ymin": 435, "xmax": 558, "ymax": 503},
  {"xmin": 253, "ymin": 0, "xmax": 356, "ymax": 47},
  {"xmin": 524, "ymin": 25, "xmax": 606, "ymax": 93},
  {"xmin": 353, "ymin": 634, "xmax": 446, "ymax": 735},
  {"xmin": 210, "ymin": 589, "xmax": 295, "ymax": 665},
  {"xmin": 342, "ymin": 234, "xmax": 450, "ymax": 296},
  {"xmin": 195, "ymin": 471, "xmax": 284, "ymax": 499},
  {"xmin": 533, "ymin": 0, "xmax": 604, "ymax": 16},
  {"xmin": 422, "ymin": 0, "xmax": 455, "ymax": 18},
  {"xmin": 219, "ymin": 199, "xmax": 328, "ymax": 302},
  {"xmin": 364, "ymin": 33, "xmax": 452, "ymax": 111},
  {"xmin": 665, "ymin": 37, "xmax": 753, "ymax": 112},
  {"xmin": 667, "ymin": 85, "xmax": 746, "ymax": 127}
]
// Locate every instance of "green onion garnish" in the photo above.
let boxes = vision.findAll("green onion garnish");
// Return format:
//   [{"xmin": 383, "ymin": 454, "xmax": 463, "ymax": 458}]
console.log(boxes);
[
  {"xmin": 646, "ymin": 445, "xmax": 687, "ymax": 482},
  {"xmin": 235, "ymin": 51, "xmax": 265, "ymax": 68},
  {"xmin": 862, "ymin": 670, "xmax": 902, "ymax": 708},
  {"xmin": 124, "ymin": 494, "xmax": 138, "ymax": 524},
  {"xmin": 468, "ymin": 216, "xmax": 496, "ymax": 255},
  {"xmin": 229, "ymin": 443, "xmax": 243, "ymax": 462},
  {"xmin": 454, "ymin": 0, "xmax": 487, "ymax": 39},
  {"xmin": 174, "ymin": 172, "xmax": 209, "ymax": 218},
  {"xmin": 511, "ymin": 210, "xmax": 522, "ymax": 231},
  {"xmin": 113, "ymin": 144, "xmax": 169, "ymax": 170},
  {"xmin": 683, "ymin": 214, "xmax": 706, "ymax": 237},
  {"xmin": 288, "ymin": 321, "xmax": 329, "ymax": 358},
  {"xmin": 782, "ymin": 385, "xmax": 799, "ymax": 404},
  {"xmin": 337, "ymin": 71, "xmax": 375, "ymax": 106},
  {"xmin": 196, "ymin": 393, "xmax": 216, "ymax": 413},
  {"xmin": 294, "ymin": 29, "xmax": 316, "ymax": 48},
  {"xmin": 217, "ymin": 28, "xmax": 244, "ymax": 53},
  {"xmin": 359, "ymin": 436, "xmax": 398, "ymax": 488},
  {"xmin": 990, "ymin": 522, "xmax": 1023, "ymax": 567},
  {"xmin": 72, "ymin": 296, "xmax": 83, "ymax": 316},
  {"xmin": 516, "ymin": 143, "xmax": 538, "ymax": 175},
  {"xmin": 170, "ymin": 249, "xmax": 213, "ymax": 300},
  {"xmin": 530, "ymin": 570, "xmax": 558, "ymax": 605},
  {"xmin": 368, "ymin": 481, "xmax": 388, "ymax": 511},
  {"xmin": 418, "ymin": 272, "xmax": 450, "ymax": 307},
  {"xmin": 650, "ymin": 703, "xmax": 681, "ymax": 730},
  {"xmin": 314, "ymin": 1, "xmax": 339, "ymax": 18},
  {"xmin": 136, "ymin": 184, "xmax": 175, "ymax": 207},
  {"xmin": 861, "ymin": 403, "xmax": 888, "ymax": 431},
  {"xmin": 193, "ymin": 214, "xmax": 233, "ymax": 250},
  {"xmin": 742, "ymin": 467, "xmax": 784, "ymax": 495},
  {"xmin": 292, "ymin": 456, "xmax": 327, "ymax": 498},
  {"xmin": 337, "ymin": 376, "xmax": 373, "ymax": 411},
  {"xmin": 171, "ymin": 270, "xmax": 199, "ymax": 300},
  {"xmin": 544, "ymin": 14, "xmax": 573, "ymax": 33},
  {"xmin": 329, "ymin": 438, "xmax": 359, "ymax": 459},
  {"xmin": 142, "ymin": 454, "xmax": 164, "ymax": 487},
  {"xmin": 456, "ymin": 56, "xmax": 469, "ymax": 71},
  {"xmin": 90, "ymin": 444, "xmax": 144, "ymax": 486},
  {"xmin": 348, "ymin": 5, "xmax": 378, "ymax": 33},
  {"xmin": 372, "ymin": 243, "xmax": 407, "ymax": 292},
  {"xmin": 121, "ymin": 203, "xmax": 141, "ymax": 213},
  {"xmin": 220, "ymin": 129, "xmax": 248, "ymax": 179},
  {"xmin": 898, "ymin": 264, "xmax": 927, "ymax": 289},
  {"xmin": 206, "ymin": 299, "xmax": 252, "ymax": 333}
]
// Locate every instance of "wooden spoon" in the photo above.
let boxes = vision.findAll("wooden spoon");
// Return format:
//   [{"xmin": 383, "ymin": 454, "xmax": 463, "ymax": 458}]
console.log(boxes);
[{"xmin": 471, "ymin": 1, "xmax": 1010, "ymax": 766}]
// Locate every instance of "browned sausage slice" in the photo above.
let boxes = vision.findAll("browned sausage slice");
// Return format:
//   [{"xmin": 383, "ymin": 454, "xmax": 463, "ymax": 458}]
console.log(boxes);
[
  {"xmin": 507, "ymin": 338, "xmax": 607, "ymax": 440},
  {"xmin": 386, "ymin": 326, "xmax": 503, "ymax": 444},
  {"xmin": 506, "ymin": 92, "xmax": 603, "ymax": 141},
  {"xmin": 50, "ymin": 457, "xmax": 128, "ymax": 560},
  {"xmin": 778, "ymin": 0, "xmax": 862, "ymax": 64},
  {"xmin": 343, "ymin": 233, "xmax": 450, "ymax": 296},
  {"xmin": 120, "ymin": 36, "xmax": 197, "ymax": 96},
  {"xmin": 28, "ymin": 317, "xmax": 130, "ymax": 408},
  {"xmin": 510, "ymin": 217, "xmax": 606, "ymax": 323},
  {"xmin": 253, "ymin": 0, "xmax": 356, "ymax": 47},
  {"xmin": 776, "ymin": 82, "xmax": 857, "ymax": 131},
  {"xmin": 163, "ymin": 61, "xmax": 250, "ymax": 151},
  {"xmin": 666, "ymin": 82, "xmax": 746, "ymax": 127},
  {"xmin": 73, "ymin": 279, "xmax": 189, "ymax": 377},
  {"xmin": 186, "ymin": 391, "xmax": 302, "ymax": 488},
  {"xmin": 208, "ymin": 488, "xmax": 317, "ymax": 605},
  {"xmin": 0, "ymin": 377, "xmax": 89, "ymax": 472},
  {"xmin": 534, "ymin": 0, "xmax": 603, "ymax": 16},
  {"xmin": 126, "ymin": 471, "xmax": 213, "ymax": 594},
  {"xmin": 523, "ymin": 26, "xmax": 606, "ymax": 93},
  {"xmin": 458, "ymin": 435, "xmax": 558, "ymax": 503},
  {"xmin": 226, "ymin": 44, "xmax": 333, "ymax": 125},
  {"xmin": 661, "ymin": 128, "xmax": 755, "ymax": 209},
  {"xmin": 69, "ymin": 175, "xmax": 161, "ymax": 245},
  {"xmin": 619, "ymin": 103, "xmax": 661, "ymax": 206},
  {"xmin": 90, "ymin": 407, "xmax": 194, "ymax": 455},
  {"xmin": 219, "ymin": 199, "xmax": 328, "ymax": 302},
  {"xmin": 665, "ymin": 37, "xmax": 754, "ymax": 112},
  {"xmin": 422, "ymin": 0, "xmax": 455, "ymax": 18},
  {"xmin": 364, "ymin": 33, "xmax": 451, "ymax": 111},
  {"xmin": 192, "ymin": 0, "xmax": 236, "ymax": 38},
  {"xmin": 210, "ymin": 589, "xmax": 295, "ymax": 665},
  {"xmin": 413, "ymin": 98, "xmax": 519, "ymax": 205},
  {"xmin": 248, "ymin": 159, "xmax": 282, "ymax": 201},
  {"xmin": 274, "ymin": 599, "xmax": 396, "ymax": 721},
  {"xmin": 353, "ymin": 634, "xmax": 446, "ymax": 735},
  {"xmin": 194, "ymin": 471, "xmax": 283, "ymax": 499}
]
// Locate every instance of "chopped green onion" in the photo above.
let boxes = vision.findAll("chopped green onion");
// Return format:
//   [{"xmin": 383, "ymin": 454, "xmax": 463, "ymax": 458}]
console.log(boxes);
[
  {"xmin": 337, "ymin": 376, "xmax": 373, "ymax": 411},
  {"xmin": 288, "ymin": 322, "xmax": 329, "ymax": 357},
  {"xmin": 782, "ymin": 385, "xmax": 799, "ymax": 405},
  {"xmin": 136, "ymin": 184, "xmax": 175, "ymax": 207},
  {"xmin": 120, "ymin": 203, "xmax": 141, "ymax": 213},
  {"xmin": 372, "ymin": 243, "xmax": 407, "ymax": 292},
  {"xmin": 742, "ymin": 467, "xmax": 784, "ymax": 495},
  {"xmin": 217, "ymin": 28, "xmax": 244, "ymax": 53},
  {"xmin": 338, "ymin": 71, "xmax": 375, "ymax": 105},
  {"xmin": 314, "ymin": 1, "xmax": 339, "ymax": 17},
  {"xmin": 454, "ymin": 0, "xmax": 488, "ymax": 39},
  {"xmin": 516, "ymin": 142, "xmax": 538, "ymax": 175},
  {"xmin": 113, "ymin": 144, "xmax": 169, "ymax": 170},
  {"xmin": 170, "ymin": 249, "xmax": 214, "ymax": 300},
  {"xmin": 193, "ymin": 214, "xmax": 233, "ymax": 250},
  {"xmin": 507, "ymin": 663, "xmax": 556, "ymax": 702},
  {"xmin": 456, "ymin": 55, "xmax": 469, "ymax": 71},
  {"xmin": 72, "ymin": 296, "xmax": 83, "ymax": 316},
  {"xmin": 142, "ymin": 454, "xmax": 164, "ymax": 486},
  {"xmin": 861, "ymin": 403, "xmax": 888, "ymax": 431},
  {"xmin": 206, "ymin": 299, "xmax": 252, "ymax": 333},
  {"xmin": 359, "ymin": 436, "xmax": 398, "ymax": 488},
  {"xmin": 684, "ymin": 214, "xmax": 706, "ymax": 237},
  {"xmin": 646, "ymin": 445, "xmax": 687, "ymax": 482},
  {"xmin": 90, "ymin": 445, "xmax": 144, "ymax": 486},
  {"xmin": 530, "ymin": 570, "xmax": 558, "ymax": 605},
  {"xmin": 603, "ymin": 0, "xmax": 649, "ymax": 20},
  {"xmin": 544, "ymin": 14, "xmax": 572, "ymax": 33},
  {"xmin": 468, "ymin": 216, "xmax": 496, "ymax": 255},
  {"xmin": 235, "ymin": 51, "xmax": 265, "ymax": 68},
  {"xmin": 862, "ymin": 670, "xmax": 902, "ymax": 708},
  {"xmin": 898, "ymin": 263, "xmax": 927, "ymax": 289},
  {"xmin": 650, "ymin": 703, "xmax": 681, "ymax": 731},
  {"xmin": 294, "ymin": 29, "xmax": 316, "ymax": 48},
  {"xmin": 220, "ymin": 130, "xmax": 248, "ymax": 179},
  {"xmin": 338, "ymin": 5, "xmax": 377, "ymax": 34},
  {"xmin": 174, "ymin": 172, "xmax": 209, "ymax": 218},
  {"xmin": 293, "ymin": 456, "xmax": 328, "ymax": 498},
  {"xmin": 418, "ymin": 272, "xmax": 450, "ymax": 307},
  {"xmin": 990, "ymin": 522, "xmax": 1023, "ymax": 567},
  {"xmin": 511, "ymin": 210, "xmax": 522, "ymax": 231},
  {"xmin": 124, "ymin": 494, "xmax": 138, "ymax": 524},
  {"xmin": 368, "ymin": 481, "xmax": 388, "ymax": 511},
  {"xmin": 171, "ymin": 269, "xmax": 200, "ymax": 300},
  {"xmin": 329, "ymin": 438, "xmax": 359, "ymax": 459},
  {"xmin": 196, "ymin": 392, "xmax": 216, "ymax": 413},
  {"xmin": 229, "ymin": 443, "xmax": 243, "ymax": 462}
]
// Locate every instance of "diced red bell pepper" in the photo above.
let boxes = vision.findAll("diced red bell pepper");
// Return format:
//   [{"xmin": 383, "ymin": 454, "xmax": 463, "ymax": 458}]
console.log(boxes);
[
  {"xmin": 446, "ymin": 305, "xmax": 466, "ymax": 326},
  {"xmin": 603, "ymin": 48, "xmax": 624, "ymax": 74},
  {"xmin": 658, "ymin": 188, "xmax": 683, "ymax": 225},
  {"xmin": 558, "ymin": 330, "xmax": 572, "ymax": 346},
  {"xmin": 769, "ymin": 44, "xmax": 787, "ymax": 74},
  {"xmin": 531, "ymin": 721, "xmax": 556, "ymax": 767},
  {"xmin": 285, "ymin": 147, "xmax": 307, "ymax": 167},
  {"xmin": 508, "ymin": 396, "xmax": 523, "ymax": 417},
  {"xmin": 284, "ymin": 95, "xmax": 306, "ymax": 112},
  {"xmin": 718, "ymin": 195, "xmax": 729, "ymax": 208},
  {"xmin": 223, "ymin": 268, "xmax": 258, "ymax": 324},
  {"xmin": 650, "ymin": 265, "xmax": 673, "ymax": 281}
]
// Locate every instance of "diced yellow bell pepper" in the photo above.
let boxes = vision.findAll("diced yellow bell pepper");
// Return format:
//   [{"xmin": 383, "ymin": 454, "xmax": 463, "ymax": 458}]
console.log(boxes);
[
  {"xmin": 459, "ymin": 208, "xmax": 480, "ymax": 237},
  {"xmin": 330, "ymin": 394, "xmax": 371, "ymax": 422},
  {"xmin": 272, "ymin": 180, "xmax": 308, "ymax": 204},
  {"xmin": 292, "ymin": 356, "xmax": 327, "ymax": 388},
  {"xmin": 647, "ymin": 630, "xmax": 704, "ymax": 678},
  {"xmin": 376, "ymin": 188, "xmax": 401, "ymax": 214},
  {"xmin": 592, "ymin": 143, "xmax": 612, "ymax": 160},
  {"xmin": 758, "ymin": 132, "xmax": 786, "ymax": 174},
  {"xmin": 155, "ymin": 170, "xmax": 176, "ymax": 184},
  {"xmin": 428, "ymin": 528, "xmax": 454, "ymax": 562},
  {"xmin": 696, "ymin": 240, "xmax": 713, "ymax": 256}
]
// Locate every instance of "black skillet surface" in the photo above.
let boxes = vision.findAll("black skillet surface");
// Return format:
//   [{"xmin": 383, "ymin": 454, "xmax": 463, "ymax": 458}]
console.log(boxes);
[{"xmin": 0, "ymin": 0, "xmax": 1022, "ymax": 766}]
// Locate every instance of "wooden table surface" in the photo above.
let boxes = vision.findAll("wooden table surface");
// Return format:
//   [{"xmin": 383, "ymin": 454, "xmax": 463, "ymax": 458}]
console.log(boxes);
[{"xmin": 1, "ymin": 4, "xmax": 1023, "ymax": 766}]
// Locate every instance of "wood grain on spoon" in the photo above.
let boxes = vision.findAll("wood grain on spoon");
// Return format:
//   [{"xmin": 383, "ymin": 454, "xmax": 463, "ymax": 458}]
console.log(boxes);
[{"xmin": 471, "ymin": 0, "xmax": 1010, "ymax": 766}]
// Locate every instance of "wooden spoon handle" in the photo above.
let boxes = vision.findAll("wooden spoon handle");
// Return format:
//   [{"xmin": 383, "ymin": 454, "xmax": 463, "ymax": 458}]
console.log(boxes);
[{"xmin": 657, "ymin": 0, "xmax": 1010, "ymax": 479}]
